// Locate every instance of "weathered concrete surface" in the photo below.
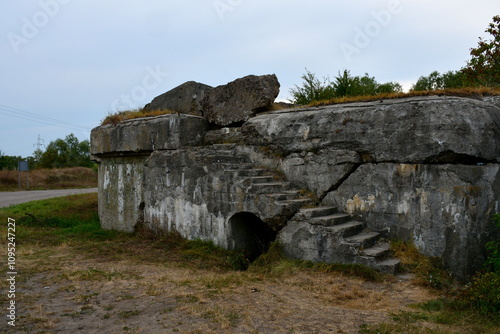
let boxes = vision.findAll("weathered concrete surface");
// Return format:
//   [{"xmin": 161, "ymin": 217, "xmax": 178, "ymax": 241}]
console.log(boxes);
[
  {"xmin": 242, "ymin": 96, "xmax": 500, "ymax": 163},
  {"xmin": 144, "ymin": 81, "xmax": 213, "ymax": 116},
  {"xmin": 484, "ymin": 95, "xmax": 500, "ymax": 109},
  {"xmin": 280, "ymin": 149, "xmax": 361, "ymax": 198},
  {"xmin": 239, "ymin": 95, "xmax": 500, "ymax": 279},
  {"xmin": 98, "ymin": 156, "xmax": 146, "ymax": 232},
  {"xmin": 91, "ymin": 93, "xmax": 500, "ymax": 279},
  {"xmin": 278, "ymin": 207, "xmax": 400, "ymax": 274},
  {"xmin": 90, "ymin": 114, "xmax": 208, "ymax": 156},
  {"xmin": 143, "ymin": 147, "xmax": 310, "ymax": 253},
  {"xmin": 320, "ymin": 163, "xmax": 500, "ymax": 279},
  {"xmin": 202, "ymin": 74, "xmax": 280, "ymax": 126}
]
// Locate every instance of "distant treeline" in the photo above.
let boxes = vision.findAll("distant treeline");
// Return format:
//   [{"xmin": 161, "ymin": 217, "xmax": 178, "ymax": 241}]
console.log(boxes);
[{"xmin": 1, "ymin": 134, "xmax": 92, "ymax": 170}]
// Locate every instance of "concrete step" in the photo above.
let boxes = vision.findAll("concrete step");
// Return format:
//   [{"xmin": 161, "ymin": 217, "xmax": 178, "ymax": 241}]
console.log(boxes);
[
  {"xmin": 360, "ymin": 243, "xmax": 390, "ymax": 258},
  {"xmin": 211, "ymin": 155, "xmax": 250, "ymax": 164},
  {"xmin": 309, "ymin": 213, "xmax": 352, "ymax": 226},
  {"xmin": 267, "ymin": 191, "xmax": 301, "ymax": 200},
  {"xmin": 277, "ymin": 198, "xmax": 314, "ymax": 207},
  {"xmin": 210, "ymin": 144, "xmax": 237, "ymax": 150},
  {"xmin": 218, "ymin": 162, "xmax": 254, "ymax": 170},
  {"xmin": 249, "ymin": 182, "xmax": 290, "ymax": 194},
  {"xmin": 299, "ymin": 206, "xmax": 339, "ymax": 219},
  {"xmin": 226, "ymin": 168, "xmax": 269, "ymax": 177},
  {"xmin": 244, "ymin": 176, "xmax": 276, "ymax": 184},
  {"xmin": 345, "ymin": 231, "xmax": 380, "ymax": 249},
  {"xmin": 375, "ymin": 258, "xmax": 401, "ymax": 275},
  {"xmin": 326, "ymin": 221, "xmax": 364, "ymax": 238}
]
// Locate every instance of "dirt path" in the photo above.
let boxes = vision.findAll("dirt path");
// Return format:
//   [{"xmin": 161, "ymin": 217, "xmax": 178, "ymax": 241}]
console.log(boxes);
[
  {"xmin": 0, "ymin": 188, "xmax": 98, "ymax": 208},
  {"xmin": 1, "ymin": 245, "xmax": 435, "ymax": 334}
]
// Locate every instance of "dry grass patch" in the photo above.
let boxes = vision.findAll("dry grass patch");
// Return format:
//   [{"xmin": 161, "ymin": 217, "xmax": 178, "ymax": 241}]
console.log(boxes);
[
  {"xmin": 308, "ymin": 87, "xmax": 500, "ymax": 107},
  {"xmin": 0, "ymin": 167, "xmax": 97, "ymax": 191},
  {"xmin": 101, "ymin": 108, "xmax": 176, "ymax": 125}
]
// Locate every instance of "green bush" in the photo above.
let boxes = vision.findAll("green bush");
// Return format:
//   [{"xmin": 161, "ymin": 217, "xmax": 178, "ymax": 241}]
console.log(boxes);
[
  {"xmin": 289, "ymin": 69, "xmax": 402, "ymax": 105},
  {"xmin": 454, "ymin": 214, "xmax": 500, "ymax": 316},
  {"xmin": 484, "ymin": 214, "xmax": 500, "ymax": 273},
  {"xmin": 458, "ymin": 271, "xmax": 500, "ymax": 316},
  {"xmin": 289, "ymin": 69, "xmax": 336, "ymax": 105}
]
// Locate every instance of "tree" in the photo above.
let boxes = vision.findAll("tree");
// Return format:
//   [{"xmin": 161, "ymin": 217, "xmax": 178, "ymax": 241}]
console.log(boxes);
[
  {"xmin": 289, "ymin": 69, "xmax": 335, "ymax": 105},
  {"xmin": 332, "ymin": 69, "xmax": 359, "ymax": 97},
  {"xmin": 411, "ymin": 70, "xmax": 466, "ymax": 91},
  {"xmin": 290, "ymin": 69, "xmax": 402, "ymax": 104},
  {"xmin": 37, "ymin": 134, "xmax": 92, "ymax": 169},
  {"xmin": 412, "ymin": 71, "xmax": 443, "ymax": 91},
  {"xmin": 0, "ymin": 153, "xmax": 22, "ymax": 170},
  {"xmin": 463, "ymin": 15, "xmax": 500, "ymax": 87}
]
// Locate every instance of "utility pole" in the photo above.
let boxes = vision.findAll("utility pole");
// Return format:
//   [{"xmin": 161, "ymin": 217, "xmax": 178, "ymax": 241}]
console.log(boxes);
[
  {"xmin": 33, "ymin": 135, "xmax": 45, "ymax": 164},
  {"xmin": 33, "ymin": 134, "xmax": 45, "ymax": 152}
]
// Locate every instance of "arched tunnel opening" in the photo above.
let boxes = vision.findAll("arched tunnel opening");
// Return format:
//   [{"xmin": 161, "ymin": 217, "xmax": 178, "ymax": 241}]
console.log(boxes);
[{"xmin": 229, "ymin": 212, "xmax": 277, "ymax": 262}]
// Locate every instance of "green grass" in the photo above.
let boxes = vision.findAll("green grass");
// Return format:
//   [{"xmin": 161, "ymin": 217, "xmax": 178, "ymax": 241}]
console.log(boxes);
[
  {"xmin": 0, "ymin": 193, "xmax": 119, "ymax": 248},
  {"xmin": 360, "ymin": 299, "xmax": 500, "ymax": 334}
]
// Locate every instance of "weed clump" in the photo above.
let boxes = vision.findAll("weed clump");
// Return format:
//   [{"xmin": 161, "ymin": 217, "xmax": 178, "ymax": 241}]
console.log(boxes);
[
  {"xmin": 453, "ymin": 214, "xmax": 500, "ymax": 317},
  {"xmin": 391, "ymin": 240, "xmax": 453, "ymax": 290}
]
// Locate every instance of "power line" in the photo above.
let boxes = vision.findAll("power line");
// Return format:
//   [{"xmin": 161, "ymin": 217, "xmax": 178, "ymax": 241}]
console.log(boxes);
[
  {"xmin": 0, "ymin": 104, "xmax": 92, "ymax": 131},
  {"xmin": 0, "ymin": 103, "xmax": 91, "ymax": 129}
]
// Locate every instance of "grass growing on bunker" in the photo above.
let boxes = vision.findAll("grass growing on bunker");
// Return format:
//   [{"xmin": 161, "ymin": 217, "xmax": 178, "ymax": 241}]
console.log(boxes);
[
  {"xmin": 307, "ymin": 87, "xmax": 500, "ymax": 108},
  {"xmin": 101, "ymin": 108, "xmax": 177, "ymax": 125}
]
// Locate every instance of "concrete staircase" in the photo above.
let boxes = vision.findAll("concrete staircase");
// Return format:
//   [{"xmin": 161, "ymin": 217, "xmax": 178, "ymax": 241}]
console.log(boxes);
[
  {"xmin": 208, "ymin": 145, "xmax": 400, "ymax": 275},
  {"xmin": 297, "ymin": 206, "xmax": 400, "ymax": 274}
]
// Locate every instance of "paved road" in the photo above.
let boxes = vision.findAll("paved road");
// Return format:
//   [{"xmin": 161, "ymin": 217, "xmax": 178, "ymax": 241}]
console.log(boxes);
[{"xmin": 0, "ymin": 188, "xmax": 98, "ymax": 208}]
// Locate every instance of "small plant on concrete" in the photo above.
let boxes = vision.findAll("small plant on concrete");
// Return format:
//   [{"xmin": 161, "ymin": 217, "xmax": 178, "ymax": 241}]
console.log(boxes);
[
  {"xmin": 484, "ymin": 214, "xmax": 500, "ymax": 273},
  {"xmin": 456, "ymin": 214, "xmax": 500, "ymax": 316}
]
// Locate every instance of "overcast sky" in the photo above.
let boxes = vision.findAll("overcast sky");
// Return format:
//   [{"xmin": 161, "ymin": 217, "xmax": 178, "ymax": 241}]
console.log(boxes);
[{"xmin": 0, "ymin": 0, "xmax": 498, "ymax": 158}]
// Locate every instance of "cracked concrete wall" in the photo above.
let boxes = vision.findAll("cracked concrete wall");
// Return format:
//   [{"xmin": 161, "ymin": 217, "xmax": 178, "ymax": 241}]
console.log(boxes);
[
  {"xmin": 91, "ymin": 95, "xmax": 500, "ymax": 279},
  {"xmin": 237, "ymin": 96, "xmax": 500, "ymax": 279},
  {"xmin": 142, "ymin": 148, "xmax": 304, "ymax": 250},
  {"xmin": 321, "ymin": 163, "xmax": 500, "ymax": 278},
  {"xmin": 242, "ymin": 96, "xmax": 500, "ymax": 162},
  {"xmin": 279, "ymin": 149, "xmax": 361, "ymax": 198}
]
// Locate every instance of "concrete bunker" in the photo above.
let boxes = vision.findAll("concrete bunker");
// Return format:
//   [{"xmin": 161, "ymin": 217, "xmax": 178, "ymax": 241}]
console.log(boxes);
[
  {"xmin": 229, "ymin": 212, "xmax": 277, "ymax": 261},
  {"xmin": 90, "ymin": 93, "xmax": 500, "ymax": 279}
]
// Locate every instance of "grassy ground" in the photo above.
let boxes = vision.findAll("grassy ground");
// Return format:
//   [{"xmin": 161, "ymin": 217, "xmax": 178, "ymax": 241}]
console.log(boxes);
[
  {"xmin": 0, "ymin": 194, "xmax": 498, "ymax": 333},
  {"xmin": 0, "ymin": 167, "xmax": 97, "ymax": 191}
]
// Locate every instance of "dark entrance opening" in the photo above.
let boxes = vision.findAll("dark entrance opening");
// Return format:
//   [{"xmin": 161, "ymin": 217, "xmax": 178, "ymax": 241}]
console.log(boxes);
[{"xmin": 229, "ymin": 212, "xmax": 277, "ymax": 262}]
